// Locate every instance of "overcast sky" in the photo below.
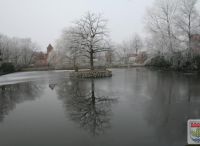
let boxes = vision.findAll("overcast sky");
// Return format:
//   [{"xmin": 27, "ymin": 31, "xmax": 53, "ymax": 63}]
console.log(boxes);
[{"xmin": 0, "ymin": 0, "xmax": 154, "ymax": 50}]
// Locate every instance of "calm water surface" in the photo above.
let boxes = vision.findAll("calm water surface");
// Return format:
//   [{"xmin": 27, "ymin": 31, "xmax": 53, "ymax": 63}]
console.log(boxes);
[{"xmin": 0, "ymin": 68, "xmax": 200, "ymax": 146}]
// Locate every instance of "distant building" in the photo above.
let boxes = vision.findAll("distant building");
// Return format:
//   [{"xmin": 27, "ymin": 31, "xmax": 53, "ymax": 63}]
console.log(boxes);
[
  {"xmin": 33, "ymin": 44, "xmax": 54, "ymax": 67},
  {"xmin": 47, "ymin": 44, "xmax": 53, "ymax": 54},
  {"xmin": 127, "ymin": 52, "xmax": 147, "ymax": 64},
  {"xmin": 135, "ymin": 52, "xmax": 148, "ymax": 64},
  {"xmin": 127, "ymin": 53, "xmax": 137, "ymax": 64},
  {"xmin": 191, "ymin": 34, "xmax": 200, "ymax": 54},
  {"xmin": 33, "ymin": 52, "xmax": 47, "ymax": 66}
]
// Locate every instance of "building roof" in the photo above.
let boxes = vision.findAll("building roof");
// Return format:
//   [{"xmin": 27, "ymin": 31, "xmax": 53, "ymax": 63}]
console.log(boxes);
[{"xmin": 47, "ymin": 44, "xmax": 53, "ymax": 49}]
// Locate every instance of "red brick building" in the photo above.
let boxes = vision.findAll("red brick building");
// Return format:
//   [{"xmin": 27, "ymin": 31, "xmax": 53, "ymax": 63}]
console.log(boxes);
[
  {"xmin": 47, "ymin": 44, "xmax": 53, "ymax": 54},
  {"xmin": 191, "ymin": 34, "xmax": 200, "ymax": 54},
  {"xmin": 33, "ymin": 44, "xmax": 54, "ymax": 67}
]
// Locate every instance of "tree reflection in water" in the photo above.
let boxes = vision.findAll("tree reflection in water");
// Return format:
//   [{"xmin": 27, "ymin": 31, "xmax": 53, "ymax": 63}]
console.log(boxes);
[
  {"xmin": 57, "ymin": 79, "xmax": 118, "ymax": 136},
  {"xmin": 144, "ymin": 72, "xmax": 200, "ymax": 145},
  {"xmin": 0, "ymin": 82, "xmax": 44, "ymax": 122}
]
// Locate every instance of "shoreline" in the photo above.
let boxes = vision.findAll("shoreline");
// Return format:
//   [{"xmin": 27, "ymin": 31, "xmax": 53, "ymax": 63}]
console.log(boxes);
[{"xmin": 0, "ymin": 65, "xmax": 199, "ymax": 76}]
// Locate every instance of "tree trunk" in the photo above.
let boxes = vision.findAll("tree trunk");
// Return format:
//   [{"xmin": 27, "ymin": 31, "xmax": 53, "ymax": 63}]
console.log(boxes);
[
  {"xmin": 90, "ymin": 50, "xmax": 94, "ymax": 70},
  {"xmin": 73, "ymin": 56, "xmax": 78, "ymax": 72},
  {"xmin": 188, "ymin": 14, "xmax": 192, "ymax": 59}
]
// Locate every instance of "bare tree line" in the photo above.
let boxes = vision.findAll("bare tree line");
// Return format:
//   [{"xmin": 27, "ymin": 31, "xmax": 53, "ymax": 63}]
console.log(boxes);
[
  {"xmin": 0, "ymin": 34, "xmax": 39, "ymax": 69},
  {"xmin": 145, "ymin": 0, "xmax": 200, "ymax": 69},
  {"xmin": 1, "ymin": 0, "xmax": 200, "ymax": 71},
  {"xmin": 116, "ymin": 34, "xmax": 144, "ymax": 65},
  {"xmin": 56, "ymin": 12, "xmax": 146, "ymax": 69},
  {"xmin": 111, "ymin": 0, "xmax": 200, "ymax": 68}
]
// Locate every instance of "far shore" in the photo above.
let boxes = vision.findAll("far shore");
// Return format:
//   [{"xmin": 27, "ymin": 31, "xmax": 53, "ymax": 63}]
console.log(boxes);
[
  {"xmin": 1, "ymin": 64, "xmax": 200, "ymax": 76},
  {"xmin": 20, "ymin": 65, "xmax": 200, "ymax": 74},
  {"xmin": 20, "ymin": 64, "xmax": 145, "ymax": 72}
]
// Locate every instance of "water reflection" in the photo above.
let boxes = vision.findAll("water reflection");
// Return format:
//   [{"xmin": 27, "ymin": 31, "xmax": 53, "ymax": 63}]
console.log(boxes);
[
  {"xmin": 0, "ymin": 69, "xmax": 199, "ymax": 145},
  {"xmin": 57, "ymin": 79, "xmax": 118, "ymax": 136},
  {"xmin": 0, "ymin": 82, "xmax": 44, "ymax": 122},
  {"xmin": 144, "ymin": 71, "xmax": 200, "ymax": 145},
  {"xmin": 49, "ymin": 83, "xmax": 56, "ymax": 90}
]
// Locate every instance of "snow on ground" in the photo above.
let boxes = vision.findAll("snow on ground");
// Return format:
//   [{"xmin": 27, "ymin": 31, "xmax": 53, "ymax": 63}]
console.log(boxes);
[{"xmin": 0, "ymin": 70, "xmax": 70, "ymax": 86}]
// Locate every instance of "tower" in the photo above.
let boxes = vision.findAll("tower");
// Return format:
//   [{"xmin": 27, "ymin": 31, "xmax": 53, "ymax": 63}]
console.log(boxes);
[{"xmin": 47, "ymin": 44, "xmax": 53, "ymax": 55}]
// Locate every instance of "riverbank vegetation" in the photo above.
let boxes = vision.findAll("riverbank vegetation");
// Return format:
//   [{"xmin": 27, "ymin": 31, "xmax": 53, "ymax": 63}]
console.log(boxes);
[
  {"xmin": 0, "ymin": 34, "xmax": 39, "ymax": 74},
  {"xmin": 144, "ymin": 0, "xmax": 200, "ymax": 71},
  {"xmin": 0, "ymin": 62, "xmax": 15, "ymax": 74},
  {"xmin": 146, "ymin": 54, "xmax": 200, "ymax": 71}
]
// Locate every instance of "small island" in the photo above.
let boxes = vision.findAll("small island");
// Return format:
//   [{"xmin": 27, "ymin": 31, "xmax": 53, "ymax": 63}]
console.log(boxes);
[{"xmin": 70, "ymin": 69, "xmax": 112, "ymax": 78}]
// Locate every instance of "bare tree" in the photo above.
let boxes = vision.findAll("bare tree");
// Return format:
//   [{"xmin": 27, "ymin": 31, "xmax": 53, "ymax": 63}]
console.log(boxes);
[
  {"xmin": 175, "ymin": 0, "xmax": 199, "ymax": 57},
  {"xmin": 118, "ymin": 34, "xmax": 143, "ymax": 65},
  {"xmin": 145, "ymin": 0, "xmax": 179, "ymax": 54},
  {"xmin": 19, "ymin": 38, "xmax": 38, "ymax": 67},
  {"xmin": 71, "ymin": 12, "xmax": 110, "ymax": 70},
  {"xmin": 0, "ymin": 35, "xmax": 11, "ymax": 62},
  {"xmin": 57, "ymin": 79, "xmax": 117, "ymax": 136},
  {"xmin": 120, "ymin": 41, "xmax": 130, "ymax": 64},
  {"xmin": 56, "ymin": 27, "xmax": 82, "ymax": 71},
  {"xmin": 131, "ymin": 34, "xmax": 143, "ymax": 55},
  {"xmin": 0, "ymin": 34, "xmax": 39, "ymax": 68}
]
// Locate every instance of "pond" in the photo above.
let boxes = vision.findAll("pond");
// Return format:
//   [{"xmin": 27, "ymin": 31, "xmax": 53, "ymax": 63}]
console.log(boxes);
[{"xmin": 0, "ymin": 68, "xmax": 200, "ymax": 146}]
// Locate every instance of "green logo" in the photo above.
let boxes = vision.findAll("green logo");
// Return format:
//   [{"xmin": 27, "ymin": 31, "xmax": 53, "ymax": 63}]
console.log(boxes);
[{"xmin": 191, "ymin": 128, "xmax": 200, "ymax": 138}]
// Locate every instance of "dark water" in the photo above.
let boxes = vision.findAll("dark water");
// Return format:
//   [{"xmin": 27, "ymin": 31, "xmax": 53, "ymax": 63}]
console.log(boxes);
[{"xmin": 0, "ymin": 68, "xmax": 200, "ymax": 146}]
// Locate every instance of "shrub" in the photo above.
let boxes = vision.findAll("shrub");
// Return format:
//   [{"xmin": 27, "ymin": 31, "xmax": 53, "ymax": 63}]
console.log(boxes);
[
  {"xmin": 147, "ymin": 56, "xmax": 171, "ymax": 68},
  {"xmin": 192, "ymin": 55, "xmax": 200, "ymax": 70},
  {"xmin": 173, "ymin": 55, "xmax": 200, "ymax": 71},
  {"xmin": 0, "ymin": 62, "xmax": 15, "ymax": 74}
]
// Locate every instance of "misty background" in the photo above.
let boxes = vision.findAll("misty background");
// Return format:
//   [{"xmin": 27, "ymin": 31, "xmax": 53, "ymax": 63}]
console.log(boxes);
[{"xmin": 0, "ymin": 0, "xmax": 154, "ymax": 49}]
